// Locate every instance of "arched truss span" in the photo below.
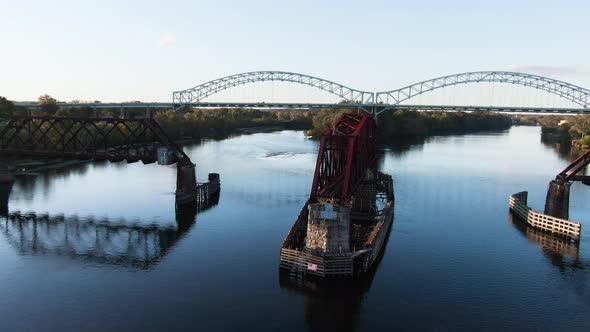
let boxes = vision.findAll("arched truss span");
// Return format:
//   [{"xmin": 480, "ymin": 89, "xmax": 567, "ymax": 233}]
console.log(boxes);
[
  {"xmin": 376, "ymin": 71, "xmax": 590, "ymax": 108},
  {"xmin": 173, "ymin": 71, "xmax": 375, "ymax": 104}
]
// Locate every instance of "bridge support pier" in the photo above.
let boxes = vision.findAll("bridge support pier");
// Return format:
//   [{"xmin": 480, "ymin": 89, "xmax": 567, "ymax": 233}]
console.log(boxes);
[
  {"xmin": 0, "ymin": 160, "xmax": 13, "ymax": 185},
  {"xmin": 0, "ymin": 180, "xmax": 12, "ymax": 216},
  {"xmin": 175, "ymin": 160, "xmax": 197, "ymax": 206},
  {"xmin": 544, "ymin": 180, "xmax": 571, "ymax": 220},
  {"xmin": 305, "ymin": 203, "xmax": 351, "ymax": 254}
]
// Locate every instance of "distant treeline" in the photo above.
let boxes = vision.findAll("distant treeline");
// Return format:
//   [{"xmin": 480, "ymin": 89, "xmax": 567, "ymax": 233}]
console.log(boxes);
[
  {"xmin": 1, "ymin": 95, "xmax": 316, "ymax": 140},
  {"xmin": 2, "ymin": 95, "xmax": 515, "ymax": 144},
  {"xmin": 306, "ymin": 109, "xmax": 513, "ymax": 139},
  {"xmin": 155, "ymin": 108, "xmax": 314, "ymax": 139}
]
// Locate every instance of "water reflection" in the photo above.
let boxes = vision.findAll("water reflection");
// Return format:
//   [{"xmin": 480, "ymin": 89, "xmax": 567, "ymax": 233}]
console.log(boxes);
[
  {"xmin": 0, "ymin": 195, "xmax": 219, "ymax": 270},
  {"xmin": 279, "ymin": 227, "xmax": 392, "ymax": 332},
  {"xmin": 509, "ymin": 213, "xmax": 590, "ymax": 308},
  {"xmin": 0, "ymin": 183, "xmax": 11, "ymax": 216},
  {"xmin": 509, "ymin": 212, "xmax": 581, "ymax": 269}
]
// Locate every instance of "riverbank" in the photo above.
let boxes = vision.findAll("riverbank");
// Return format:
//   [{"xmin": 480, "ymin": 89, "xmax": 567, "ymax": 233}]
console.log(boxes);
[
  {"xmin": 155, "ymin": 108, "xmax": 314, "ymax": 140},
  {"xmin": 306, "ymin": 109, "xmax": 512, "ymax": 139},
  {"xmin": 539, "ymin": 114, "xmax": 590, "ymax": 156}
]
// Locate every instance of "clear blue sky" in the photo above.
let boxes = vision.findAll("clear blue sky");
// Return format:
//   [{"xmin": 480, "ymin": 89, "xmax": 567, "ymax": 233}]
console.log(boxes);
[{"xmin": 1, "ymin": 0, "xmax": 589, "ymax": 103}]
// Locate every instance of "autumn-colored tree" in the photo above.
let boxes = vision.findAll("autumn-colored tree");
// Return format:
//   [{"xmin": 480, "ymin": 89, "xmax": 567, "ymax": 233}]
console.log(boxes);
[
  {"xmin": 38, "ymin": 94, "xmax": 59, "ymax": 115},
  {"xmin": 571, "ymin": 115, "xmax": 590, "ymax": 138}
]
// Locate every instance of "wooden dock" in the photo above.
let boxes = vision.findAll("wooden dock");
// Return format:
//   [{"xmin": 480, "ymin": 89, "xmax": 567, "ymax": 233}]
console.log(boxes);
[{"xmin": 509, "ymin": 191, "xmax": 582, "ymax": 241}]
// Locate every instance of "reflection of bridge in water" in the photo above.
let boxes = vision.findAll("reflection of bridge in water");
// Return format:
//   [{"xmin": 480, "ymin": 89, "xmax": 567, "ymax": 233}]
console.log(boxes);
[
  {"xmin": 0, "ymin": 192, "xmax": 219, "ymax": 270},
  {"xmin": 279, "ymin": 222, "xmax": 393, "ymax": 332}
]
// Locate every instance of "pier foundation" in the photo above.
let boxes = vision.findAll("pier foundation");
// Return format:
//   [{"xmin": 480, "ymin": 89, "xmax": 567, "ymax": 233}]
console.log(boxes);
[
  {"xmin": 0, "ymin": 160, "xmax": 13, "ymax": 184},
  {"xmin": 175, "ymin": 161, "xmax": 197, "ymax": 205},
  {"xmin": 0, "ymin": 182, "xmax": 12, "ymax": 216},
  {"xmin": 305, "ymin": 203, "xmax": 351, "ymax": 254},
  {"xmin": 544, "ymin": 180, "xmax": 571, "ymax": 220}
]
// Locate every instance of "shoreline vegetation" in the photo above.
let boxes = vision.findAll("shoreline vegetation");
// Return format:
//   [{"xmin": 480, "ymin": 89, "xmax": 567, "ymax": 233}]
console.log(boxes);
[
  {"xmin": 4, "ymin": 94, "xmax": 588, "ymax": 169},
  {"xmin": 538, "ymin": 115, "xmax": 590, "ymax": 154},
  {"xmin": 306, "ymin": 109, "xmax": 512, "ymax": 141},
  {"xmin": 3, "ymin": 95, "xmax": 514, "ymax": 142}
]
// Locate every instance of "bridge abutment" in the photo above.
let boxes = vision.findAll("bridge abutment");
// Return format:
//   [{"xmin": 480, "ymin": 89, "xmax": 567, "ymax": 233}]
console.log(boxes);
[{"xmin": 544, "ymin": 180, "xmax": 571, "ymax": 220}]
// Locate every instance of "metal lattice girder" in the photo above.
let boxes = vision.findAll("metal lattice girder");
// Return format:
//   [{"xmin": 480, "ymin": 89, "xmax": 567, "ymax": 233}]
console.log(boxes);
[
  {"xmin": 0, "ymin": 117, "xmax": 190, "ymax": 164},
  {"xmin": 375, "ymin": 71, "xmax": 590, "ymax": 107},
  {"xmin": 172, "ymin": 71, "xmax": 375, "ymax": 104},
  {"xmin": 557, "ymin": 148, "xmax": 590, "ymax": 182},
  {"xmin": 310, "ymin": 113, "xmax": 377, "ymax": 200}
]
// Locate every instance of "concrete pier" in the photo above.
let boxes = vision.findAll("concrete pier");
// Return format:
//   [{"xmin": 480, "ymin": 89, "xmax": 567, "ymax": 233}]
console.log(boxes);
[
  {"xmin": 305, "ymin": 203, "xmax": 351, "ymax": 254},
  {"xmin": 175, "ymin": 161, "xmax": 197, "ymax": 205},
  {"xmin": 544, "ymin": 180, "xmax": 571, "ymax": 220}
]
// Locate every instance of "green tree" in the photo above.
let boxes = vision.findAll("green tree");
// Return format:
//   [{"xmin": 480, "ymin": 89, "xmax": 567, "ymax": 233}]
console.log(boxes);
[
  {"xmin": 38, "ymin": 94, "xmax": 59, "ymax": 115},
  {"xmin": 0, "ymin": 96, "xmax": 15, "ymax": 119},
  {"xmin": 571, "ymin": 115, "xmax": 590, "ymax": 139}
]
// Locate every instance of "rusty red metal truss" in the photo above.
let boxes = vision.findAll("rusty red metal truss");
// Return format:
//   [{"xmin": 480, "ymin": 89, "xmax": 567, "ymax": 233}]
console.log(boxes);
[{"xmin": 310, "ymin": 113, "xmax": 377, "ymax": 201}]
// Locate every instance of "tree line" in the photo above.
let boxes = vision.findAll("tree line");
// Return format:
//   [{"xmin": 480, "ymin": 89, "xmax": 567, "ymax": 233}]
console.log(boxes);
[
  {"xmin": 3, "ymin": 95, "xmax": 516, "ymax": 143},
  {"xmin": 305, "ymin": 109, "xmax": 513, "ymax": 140},
  {"xmin": 540, "ymin": 115, "xmax": 590, "ymax": 150}
]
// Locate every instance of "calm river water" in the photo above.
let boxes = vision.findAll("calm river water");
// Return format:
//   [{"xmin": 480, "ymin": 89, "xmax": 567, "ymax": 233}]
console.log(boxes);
[{"xmin": 0, "ymin": 126, "xmax": 588, "ymax": 331}]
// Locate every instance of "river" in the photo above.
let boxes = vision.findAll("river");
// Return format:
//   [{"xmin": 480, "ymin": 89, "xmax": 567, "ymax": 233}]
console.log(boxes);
[{"xmin": 0, "ymin": 126, "xmax": 588, "ymax": 331}]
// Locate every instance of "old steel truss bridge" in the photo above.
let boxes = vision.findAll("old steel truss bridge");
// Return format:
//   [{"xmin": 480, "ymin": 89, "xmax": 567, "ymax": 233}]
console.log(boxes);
[
  {"xmin": 15, "ymin": 71, "xmax": 590, "ymax": 115},
  {"xmin": 0, "ymin": 116, "xmax": 220, "ymax": 206}
]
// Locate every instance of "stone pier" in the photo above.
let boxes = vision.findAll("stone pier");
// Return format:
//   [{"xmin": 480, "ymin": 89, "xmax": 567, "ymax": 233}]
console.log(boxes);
[
  {"xmin": 305, "ymin": 203, "xmax": 351, "ymax": 254},
  {"xmin": 544, "ymin": 180, "xmax": 571, "ymax": 220},
  {"xmin": 175, "ymin": 160, "xmax": 197, "ymax": 205}
]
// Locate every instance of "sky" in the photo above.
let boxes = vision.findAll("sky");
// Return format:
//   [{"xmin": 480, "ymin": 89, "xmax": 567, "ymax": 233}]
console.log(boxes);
[{"xmin": 1, "ymin": 0, "xmax": 589, "ymax": 104}]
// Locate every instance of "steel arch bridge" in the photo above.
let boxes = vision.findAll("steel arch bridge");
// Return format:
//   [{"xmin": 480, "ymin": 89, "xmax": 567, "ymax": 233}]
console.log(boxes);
[
  {"xmin": 173, "ymin": 71, "xmax": 375, "ymax": 104},
  {"xmin": 172, "ymin": 70, "xmax": 590, "ymax": 111},
  {"xmin": 375, "ymin": 71, "xmax": 590, "ymax": 108}
]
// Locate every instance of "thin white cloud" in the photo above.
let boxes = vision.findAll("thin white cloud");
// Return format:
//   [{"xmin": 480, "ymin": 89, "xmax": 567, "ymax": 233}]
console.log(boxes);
[
  {"xmin": 156, "ymin": 33, "xmax": 176, "ymax": 48},
  {"xmin": 507, "ymin": 64, "xmax": 590, "ymax": 78}
]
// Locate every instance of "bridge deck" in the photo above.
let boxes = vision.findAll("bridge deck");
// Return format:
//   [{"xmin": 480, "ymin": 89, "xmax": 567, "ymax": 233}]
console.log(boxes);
[{"xmin": 12, "ymin": 101, "xmax": 590, "ymax": 114}]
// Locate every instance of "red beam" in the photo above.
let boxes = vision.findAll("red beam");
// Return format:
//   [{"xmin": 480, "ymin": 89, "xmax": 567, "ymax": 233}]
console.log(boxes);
[
  {"xmin": 310, "ymin": 113, "xmax": 377, "ymax": 201},
  {"xmin": 558, "ymin": 149, "xmax": 590, "ymax": 182}
]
